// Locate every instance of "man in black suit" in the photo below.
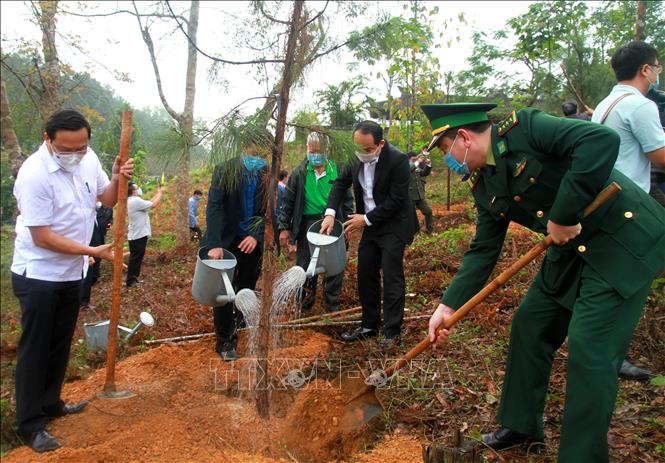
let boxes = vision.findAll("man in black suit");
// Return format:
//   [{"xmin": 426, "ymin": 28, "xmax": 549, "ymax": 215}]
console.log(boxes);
[
  {"xmin": 321, "ymin": 120, "xmax": 417, "ymax": 350},
  {"xmin": 203, "ymin": 137, "xmax": 270, "ymax": 361}
]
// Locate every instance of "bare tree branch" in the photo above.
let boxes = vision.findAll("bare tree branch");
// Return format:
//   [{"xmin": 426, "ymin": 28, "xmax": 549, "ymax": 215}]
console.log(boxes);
[
  {"xmin": 300, "ymin": 0, "xmax": 329, "ymax": 31},
  {"xmin": 58, "ymin": 6, "xmax": 189, "ymax": 25},
  {"xmin": 132, "ymin": 1, "xmax": 181, "ymax": 123},
  {"xmin": 254, "ymin": 1, "xmax": 290, "ymax": 25},
  {"xmin": 165, "ymin": 0, "xmax": 285, "ymax": 65}
]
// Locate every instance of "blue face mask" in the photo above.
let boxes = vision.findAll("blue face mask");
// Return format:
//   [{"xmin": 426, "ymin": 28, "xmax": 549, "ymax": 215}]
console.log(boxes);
[
  {"xmin": 648, "ymin": 74, "xmax": 660, "ymax": 92},
  {"xmin": 244, "ymin": 155, "xmax": 266, "ymax": 172},
  {"xmin": 444, "ymin": 135, "xmax": 470, "ymax": 177},
  {"xmin": 307, "ymin": 152, "xmax": 326, "ymax": 167}
]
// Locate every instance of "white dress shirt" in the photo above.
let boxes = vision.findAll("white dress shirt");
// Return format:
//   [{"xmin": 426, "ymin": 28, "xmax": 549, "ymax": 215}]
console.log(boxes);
[
  {"xmin": 11, "ymin": 143, "xmax": 110, "ymax": 282},
  {"xmin": 326, "ymin": 158, "xmax": 377, "ymax": 226}
]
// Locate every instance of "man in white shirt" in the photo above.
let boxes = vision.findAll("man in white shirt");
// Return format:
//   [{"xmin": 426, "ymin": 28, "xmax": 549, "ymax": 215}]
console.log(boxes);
[
  {"xmin": 11, "ymin": 109, "xmax": 133, "ymax": 452},
  {"xmin": 591, "ymin": 40, "xmax": 665, "ymax": 381},
  {"xmin": 126, "ymin": 182, "xmax": 163, "ymax": 287}
]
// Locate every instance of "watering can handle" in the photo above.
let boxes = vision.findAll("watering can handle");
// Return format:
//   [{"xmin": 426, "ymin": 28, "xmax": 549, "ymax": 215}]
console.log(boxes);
[
  {"xmin": 215, "ymin": 271, "xmax": 236, "ymax": 304},
  {"xmin": 384, "ymin": 182, "xmax": 622, "ymax": 378}
]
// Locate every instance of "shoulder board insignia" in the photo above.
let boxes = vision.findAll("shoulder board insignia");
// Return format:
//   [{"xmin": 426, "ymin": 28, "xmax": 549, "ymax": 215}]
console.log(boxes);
[
  {"xmin": 497, "ymin": 111, "xmax": 519, "ymax": 137},
  {"xmin": 467, "ymin": 170, "xmax": 482, "ymax": 190}
]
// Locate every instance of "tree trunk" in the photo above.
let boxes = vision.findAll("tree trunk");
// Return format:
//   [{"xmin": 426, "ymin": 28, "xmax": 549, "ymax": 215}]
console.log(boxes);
[
  {"xmin": 256, "ymin": 0, "xmax": 305, "ymax": 419},
  {"xmin": 0, "ymin": 77, "xmax": 23, "ymax": 175},
  {"xmin": 635, "ymin": 1, "xmax": 647, "ymax": 41},
  {"xmin": 174, "ymin": 0, "xmax": 200, "ymax": 248},
  {"xmin": 37, "ymin": 0, "xmax": 60, "ymax": 123}
]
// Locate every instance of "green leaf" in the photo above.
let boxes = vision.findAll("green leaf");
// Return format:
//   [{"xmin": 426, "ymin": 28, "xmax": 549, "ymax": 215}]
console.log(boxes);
[{"xmin": 650, "ymin": 376, "xmax": 665, "ymax": 387}]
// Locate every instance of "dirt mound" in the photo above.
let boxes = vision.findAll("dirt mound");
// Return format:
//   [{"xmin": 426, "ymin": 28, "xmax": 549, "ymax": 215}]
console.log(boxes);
[{"xmin": 3, "ymin": 331, "xmax": 422, "ymax": 463}]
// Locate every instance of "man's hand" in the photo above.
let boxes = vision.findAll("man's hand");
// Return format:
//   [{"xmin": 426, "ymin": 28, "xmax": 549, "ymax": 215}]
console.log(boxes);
[
  {"xmin": 112, "ymin": 156, "xmax": 134, "ymax": 180},
  {"xmin": 279, "ymin": 230, "xmax": 291, "ymax": 250},
  {"xmin": 207, "ymin": 247, "xmax": 224, "ymax": 259},
  {"xmin": 547, "ymin": 220, "xmax": 582, "ymax": 245},
  {"xmin": 429, "ymin": 303, "xmax": 456, "ymax": 347},
  {"xmin": 238, "ymin": 236, "xmax": 258, "ymax": 254},
  {"xmin": 320, "ymin": 215, "xmax": 335, "ymax": 235},
  {"xmin": 343, "ymin": 214, "xmax": 366, "ymax": 236},
  {"xmin": 90, "ymin": 244, "xmax": 114, "ymax": 261}
]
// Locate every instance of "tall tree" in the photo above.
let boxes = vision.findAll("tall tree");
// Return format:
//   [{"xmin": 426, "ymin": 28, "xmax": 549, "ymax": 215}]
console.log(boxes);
[
  {"xmin": 0, "ymin": 77, "xmax": 23, "ymax": 176},
  {"xmin": 133, "ymin": 0, "xmax": 200, "ymax": 248}
]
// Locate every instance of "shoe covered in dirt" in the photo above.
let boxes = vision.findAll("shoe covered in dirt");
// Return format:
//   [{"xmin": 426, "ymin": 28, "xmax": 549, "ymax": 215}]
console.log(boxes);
[
  {"xmin": 46, "ymin": 401, "xmax": 89, "ymax": 419},
  {"xmin": 218, "ymin": 349, "xmax": 240, "ymax": 362},
  {"xmin": 20, "ymin": 429, "xmax": 61, "ymax": 453},
  {"xmin": 481, "ymin": 427, "xmax": 543, "ymax": 451},
  {"xmin": 341, "ymin": 326, "xmax": 378, "ymax": 342},
  {"xmin": 619, "ymin": 360, "xmax": 652, "ymax": 381}
]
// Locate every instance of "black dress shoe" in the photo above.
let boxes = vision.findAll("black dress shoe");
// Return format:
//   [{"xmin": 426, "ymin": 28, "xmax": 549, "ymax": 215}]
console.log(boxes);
[
  {"xmin": 46, "ymin": 401, "xmax": 89, "ymax": 419},
  {"xmin": 218, "ymin": 348, "xmax": 240, "ymax": 362},
  {"xmin": 379, "ymin": 336, "xmax": 401, "ymax": 351},
  {"xmin": 340, "ymin": 326, "xmax": 378, "ymax": 342},
  {"xmin": 481, "ymin": 427, "xmax": 543, "ymax": 451},
  {"xmin": 21, "ymin": 430, "xmax": 61, "ymax": 453},
  {"xmin": 619, "ymin": 360, "xmax": 652, "ymax": 381}
]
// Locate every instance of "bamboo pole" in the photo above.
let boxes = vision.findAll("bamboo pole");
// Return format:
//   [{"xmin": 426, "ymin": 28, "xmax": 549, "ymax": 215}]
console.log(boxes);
[{"xmin": 103, "ymin": 111, "xmax": 133, "ymax": 394}]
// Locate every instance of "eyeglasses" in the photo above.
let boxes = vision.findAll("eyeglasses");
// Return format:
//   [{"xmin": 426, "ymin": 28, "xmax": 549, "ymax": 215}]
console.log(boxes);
[
  {"xmin": 48, "ymin": 140, "xmax": 89, "ymax": 156},
  {"xmin": 648, "ymin": 64, "xmax": 663, "ymax": 75}
]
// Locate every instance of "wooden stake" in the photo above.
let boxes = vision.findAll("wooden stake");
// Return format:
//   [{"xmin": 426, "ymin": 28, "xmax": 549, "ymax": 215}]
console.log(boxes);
[{"xmin": 103, "ymin": 111, "xmax": 133, "ymax": 394}]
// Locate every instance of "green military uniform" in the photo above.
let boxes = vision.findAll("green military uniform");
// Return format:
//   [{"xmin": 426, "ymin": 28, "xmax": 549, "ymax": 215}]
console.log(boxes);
[
  {"xmin": 422, "ymin": 104, "xmax": 665, "ymax": 462},
  {"xmin": 409, "ymin": 160, "xmax": 434, "ymax": 233}
]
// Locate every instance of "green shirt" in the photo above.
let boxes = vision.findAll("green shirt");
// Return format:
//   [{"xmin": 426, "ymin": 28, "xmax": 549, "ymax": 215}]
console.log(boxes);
[{"xmin": 304, "ymin": 160, "xmax": 337, "ymax": 215}]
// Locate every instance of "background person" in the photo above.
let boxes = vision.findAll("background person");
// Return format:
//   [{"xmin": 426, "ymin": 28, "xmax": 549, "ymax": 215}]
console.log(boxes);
[
  {"xmin": 126, "ymin": 182, "xmax": 163, "ymax": 287},
  {"xmin": 11, "ymin": 109, "xmax": 133, "ymax": 452},
  {"xmin": 189, "ymin": 189, "xmax": 204, "ymax": 241},
  {"xmin": 591, "ymin": 40, "xmax": 665, "ymax": 379},
  {"xmin": 407, "ymin": 150, "xmax": 433, "ymax": 234}
]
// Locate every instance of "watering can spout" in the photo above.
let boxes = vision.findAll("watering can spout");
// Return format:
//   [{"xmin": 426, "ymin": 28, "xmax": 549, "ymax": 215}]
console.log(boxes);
[
  {"xmin": 214, "ymin": 272, "xmax": 236, "ymax": 304},
  {"xmin": 305, "ymin": 247, "xmax": 324, "ymax": 278}
]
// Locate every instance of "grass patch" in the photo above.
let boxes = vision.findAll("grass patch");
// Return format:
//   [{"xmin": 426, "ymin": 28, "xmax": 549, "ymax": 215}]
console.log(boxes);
[{"xmin": 151, "ymin": 233, "xmax": 177, "ymax": 252}]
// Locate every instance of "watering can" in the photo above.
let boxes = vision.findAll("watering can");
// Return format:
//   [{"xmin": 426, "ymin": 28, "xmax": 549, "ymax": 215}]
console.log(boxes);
[
  {"xmin": 192, "ymin": 248, "xmax": 238, "ymax": 306},
  {"xmin": 305, "ymin": 219, "xmax": 346, "ymax": 278},
  {"xmin": 84, "ymin": 312, "xmax": 155, "ymax": 351}
]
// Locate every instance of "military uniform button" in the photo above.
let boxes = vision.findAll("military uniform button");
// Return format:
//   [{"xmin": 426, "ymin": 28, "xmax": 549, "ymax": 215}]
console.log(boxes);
[
  {"xmin": 536, "ymin": 210, "xmax": 544, "ymax": 218},
  {"xmin": 624, "ymin": 211, "xmax": 633, "ymax": 219},
  {"xmin": 499, "ymin": 212, "xmax": 506, "ymax": 218},
  {"xmin": 577, "ymin": 245, "xmax": 587, "ymax": 253},
  {"xmin": 513, "ymin": 195, "xmax": 521, "ymax": 202},
  {"xmin": 529, "ymin": 177, "xmax": 536, "ymax": 184}
]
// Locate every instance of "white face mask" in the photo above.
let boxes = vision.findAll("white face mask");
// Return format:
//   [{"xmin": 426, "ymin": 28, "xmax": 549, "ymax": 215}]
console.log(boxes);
[
  {"xmin": 53, "ymin": 153, "xmax": 85, "ymax": 172},
  {"xmin": 136, "ymin": 187, "xmax": 143, "ymax": 196},
  {"xmin": 355, "ymin": 145, "xmax": 380, "ymax": 164}
]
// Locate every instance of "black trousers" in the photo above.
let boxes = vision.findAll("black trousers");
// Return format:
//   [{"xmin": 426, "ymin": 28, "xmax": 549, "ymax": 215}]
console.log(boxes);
[
  {"xmin": 127, "ymin": 236, "xmax": 148, "ymax": 285},
  {"xmin": 12, "ymin": 273, "xmax": 81, "ymax": 437},
  {"xmin": 213, "ymin": 237, "xmax": 262, "ymax": 351},
  {"xmin": 296, "ymin": 216, "xmax": 344, "ymax": 309},
  {"xmin": 357, "ymin": 229, "xmax": 406, "ymax": 338}
]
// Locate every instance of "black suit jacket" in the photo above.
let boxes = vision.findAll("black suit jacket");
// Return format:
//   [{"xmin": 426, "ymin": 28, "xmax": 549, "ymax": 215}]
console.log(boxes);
[
  {"xmin": 203, "ymin": 157, "xmax": 268, "ymax": 250},
  {"xmin": 327, "ymin": 142, "xmax": 417, "ymax": 244}
]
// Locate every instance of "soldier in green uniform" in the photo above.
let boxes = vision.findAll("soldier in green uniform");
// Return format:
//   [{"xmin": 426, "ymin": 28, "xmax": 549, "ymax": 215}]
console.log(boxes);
[{"xmin": 422, "ymin": 103, "xmax": 665, "ymax": 462}]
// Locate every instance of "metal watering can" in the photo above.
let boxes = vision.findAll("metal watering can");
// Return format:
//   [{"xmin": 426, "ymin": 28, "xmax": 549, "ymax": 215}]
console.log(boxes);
[
  {"xmin": 305, "ymin": 219, "xmax": 347, "ymax": 278},
  {"xmin": 192, "ymin": 248, "xmax": 238, "ymax": 306},
  {"xmin": 83, "ymin": 312, "xmax": 155, "ymax": 351}
]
